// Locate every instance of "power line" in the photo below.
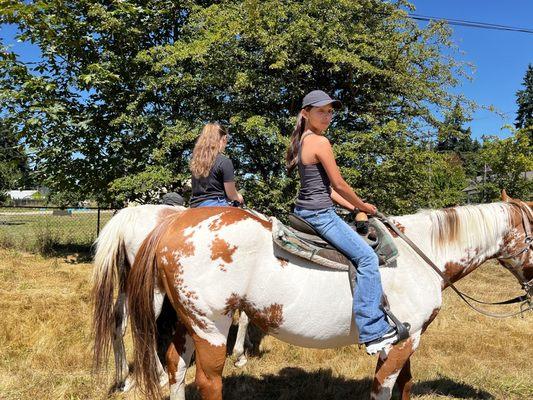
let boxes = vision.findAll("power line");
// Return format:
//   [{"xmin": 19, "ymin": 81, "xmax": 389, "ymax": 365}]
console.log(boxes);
[{"xmin": 409, "ymin": 13, "xmax": 533, "ymax": 34}]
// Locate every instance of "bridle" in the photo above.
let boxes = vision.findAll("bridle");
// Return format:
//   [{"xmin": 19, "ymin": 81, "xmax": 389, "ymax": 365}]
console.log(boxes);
[{"xmin": 378, "ymin": 200, "xmax": 533, "ymax": 318}]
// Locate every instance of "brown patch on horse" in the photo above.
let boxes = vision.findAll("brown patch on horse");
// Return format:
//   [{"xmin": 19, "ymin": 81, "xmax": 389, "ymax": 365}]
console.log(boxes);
[
  {"xmin": 157, "ymin": 208, "xmax": 241, "ymax": 330},
  {"xmin": 166, "ymin": 322, "xmax": 188, "ymax": 385},
  {"xmin": 208, "ymin": 208, "xmax": 272, "ymax": 231},
  {"xmin": 277, "ymin": 257, "xmax": 289, "ymax": 267},
  {"xmin": 157, "ymin": 247, "xmax": 207, "ymax": 330},
  {"xmin": 211, "ymin": 236, "xmax": 237, "ymax": 264},
  {"xmin": 435, "ymin": 208, "xmax": 460, "ymax": 246},
  {"xmin": 371, "ymin": 338, "xmax": 414, "ymax": 399},
  {"xmin": 387, "ymin": 219, "xmax": 406, "ymax": 238},
  {"xmin": 501, "ymin": 206, "xmax": 527, "ymax": 255},
  {"xmin": 502, "ymin": 229, "xmax": 523, "ymax": 255},
  {"xmin": 224, "ymin": 293, "xmax": 284, "ymax": 333},
  {"xmin": 442, "ymin": 261, "xmax": 466, "ymax": 287},
  {"xmin": 421, "ymin": 307, "xmax": 440, "ymax": 333},
  {"xmin": 500, "ymin": 205, "xmax": 533, "ymax": 280},
  {"xmin": 191, "ymin": 332, "xmax": 226, "ymax": 400}
]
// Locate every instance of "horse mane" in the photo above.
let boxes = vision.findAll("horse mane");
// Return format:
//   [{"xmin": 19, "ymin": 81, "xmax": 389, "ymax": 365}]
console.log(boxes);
[{"xmin": 425, "ymin": 202, "xmax": 511, "ymax": 260}]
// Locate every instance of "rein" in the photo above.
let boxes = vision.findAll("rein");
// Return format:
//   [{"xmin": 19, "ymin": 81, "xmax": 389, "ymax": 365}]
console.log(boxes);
[{"xmin": 377, "ymin": 210, "xmax": 532, "ymax": 319}]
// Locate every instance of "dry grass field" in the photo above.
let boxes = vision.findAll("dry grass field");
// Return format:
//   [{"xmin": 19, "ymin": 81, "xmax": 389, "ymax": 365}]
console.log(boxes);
[{"xmin": 0, "ymin": 248, "xmax": 531, "ymax": 400}]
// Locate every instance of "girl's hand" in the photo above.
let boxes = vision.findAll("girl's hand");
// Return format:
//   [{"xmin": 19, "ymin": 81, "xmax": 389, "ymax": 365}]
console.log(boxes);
[
  {"xmin": 237, "ymin": 193, "xmax": 244, "ymax": 204},
  {"xmin": 361, "ymin": 203, "xmax": 377, "ymax": 215}
]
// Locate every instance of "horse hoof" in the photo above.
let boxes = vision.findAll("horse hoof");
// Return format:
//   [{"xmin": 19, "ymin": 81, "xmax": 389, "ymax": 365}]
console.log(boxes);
[
  {"xmin": 234, "ymin": 356, "xmax": 248, "ymax": 368},
  {"xmin": 122, "ymin": 377, "xmax": 135, "ymax": 392}
]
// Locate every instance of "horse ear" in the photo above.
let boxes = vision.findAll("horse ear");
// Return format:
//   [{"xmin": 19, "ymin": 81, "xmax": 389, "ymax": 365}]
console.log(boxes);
[{"xmin": 501, "ymin": 189, "xmax": 510, "ymax": 202}]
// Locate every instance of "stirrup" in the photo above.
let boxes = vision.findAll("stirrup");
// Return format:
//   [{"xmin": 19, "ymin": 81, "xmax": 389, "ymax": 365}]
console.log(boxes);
[{"xmin": 382, "ymin": 303, "xmax": 410, "ymax": 341}]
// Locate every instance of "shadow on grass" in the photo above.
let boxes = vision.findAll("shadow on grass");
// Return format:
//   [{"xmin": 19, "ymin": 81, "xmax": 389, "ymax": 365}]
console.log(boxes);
[
  {"xmin": 43, "ymin": 244, "xmax": 94, "ymax": 263},
  {"xmin": 413, "ymin": 375, "xmax": 495, "ymax": 399},
  {"xmin": 0, "ymin": 221, "xmax": 26, "ymax": 225},
  {"xmin": 177, "ymin": 367, "xmax": 493, "ymax": 400}
]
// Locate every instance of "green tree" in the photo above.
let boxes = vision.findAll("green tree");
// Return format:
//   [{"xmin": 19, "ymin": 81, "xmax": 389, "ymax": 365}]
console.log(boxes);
[
  {"xmin": 1, "ymin": 0, "xmax": 197, "ymax": 205},
  {"xmin": 436, "ymin": 101, "xmax": 480, "ymax": 178},
  {"xmin": 2, "ymin": 0, "xmax": 469, "ymax": 212},
  {"xmin": 515, "ymin": 64, "xmax": 533, "ymax": 130},
  {"xmin": 477, "ymin": 129, "xmax": 533, "ymax": 202},
  {"xmin": 0, "ymin": 119, "xmax": 32, "ymax": 199},
  {"xmin": 341, "ymin": 121, "xmax": 466, "ymax": 212}
]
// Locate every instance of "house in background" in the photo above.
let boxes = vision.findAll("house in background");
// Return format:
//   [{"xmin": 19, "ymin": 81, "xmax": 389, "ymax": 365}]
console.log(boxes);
[{"xmin": 5, "ymin": 188, "xmax": 48, "ymax": 206}]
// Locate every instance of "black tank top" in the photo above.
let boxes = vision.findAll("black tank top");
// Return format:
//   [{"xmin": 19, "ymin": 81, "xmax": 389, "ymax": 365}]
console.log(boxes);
[{"xmin": 295, "ymin": 132, "xmax": 333, "ymax": 210}]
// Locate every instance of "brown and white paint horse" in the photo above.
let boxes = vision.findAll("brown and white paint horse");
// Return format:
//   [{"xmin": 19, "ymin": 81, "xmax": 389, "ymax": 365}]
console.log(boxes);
[
  {"xmin": 103, "ymin": 197, "xmax": 532, "ymax": 400},
  {"xmin": 91, "ymin": 204, "xmax": 255, "ymax": 393}
]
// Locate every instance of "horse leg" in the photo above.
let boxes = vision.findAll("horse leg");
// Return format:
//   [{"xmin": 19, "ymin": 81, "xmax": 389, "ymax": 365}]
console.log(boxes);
[
  {"xmin": 167, "ymin": 322, "xmax": 195, "ymax": 400},
  {"xmin": 191, "ymin": 317, "xmax": 232, "ymax": 400},
  {"xmin": 370, "ymin": 336, "xmax": 418, "ymax": 400},
  {"xmin": 153, "ymin": 288, "xmax": 169, "ymax": 388},
  {"xmin": 396, "ymin": 358, "xmax": 413, "ymax": 400},
  {"xmin": 112, "ymin": 291, "xmax": 129, "ymax": 391},
  {"xmin": 123, "ymin": 289, "xmax": 167, "ymax": 391},
  {"xmin": 233, "ymin": 311, "xmax": 249, "ymax": 367}
]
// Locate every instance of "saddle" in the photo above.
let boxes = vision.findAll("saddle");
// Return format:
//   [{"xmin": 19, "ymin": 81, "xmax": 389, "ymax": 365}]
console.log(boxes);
[{"xmin": 273, "ymin": 213, "xmax": 399, "ymax": 273}]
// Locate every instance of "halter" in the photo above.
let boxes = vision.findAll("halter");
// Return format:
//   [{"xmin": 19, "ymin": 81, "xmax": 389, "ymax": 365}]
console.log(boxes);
[{"xmin": 378, "ymin": 202, "xmax": 533, "ymax": 319}]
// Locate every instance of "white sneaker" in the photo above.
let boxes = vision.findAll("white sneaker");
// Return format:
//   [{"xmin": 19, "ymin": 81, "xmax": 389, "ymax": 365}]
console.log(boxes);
[{"xmin": 364, "ymin": 327, "xmax": 399, "ymax": 355}]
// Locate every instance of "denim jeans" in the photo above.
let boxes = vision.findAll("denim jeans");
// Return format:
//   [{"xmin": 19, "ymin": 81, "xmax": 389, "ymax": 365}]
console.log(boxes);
[
  {"xmin": 196, "ymin": 197, "xmax": 230, "ymax": 207},
  {"xmin": 293, "ymin": 206, "xmax": 391, "ymax": 343}
]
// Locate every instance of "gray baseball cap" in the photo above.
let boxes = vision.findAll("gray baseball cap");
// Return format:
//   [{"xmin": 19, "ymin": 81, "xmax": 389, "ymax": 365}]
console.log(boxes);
[{"xmin": 302, "ymin": 90, "xmax": 342, "ymax": 109}]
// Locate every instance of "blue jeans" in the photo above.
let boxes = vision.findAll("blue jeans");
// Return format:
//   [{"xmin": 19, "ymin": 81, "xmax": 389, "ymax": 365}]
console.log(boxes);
[
  {"xmin": 196, "ymin": 197, "xmax": 230, "ymax": 207},
  {"xmin": 293, "ymin": 206, "xmax": 391, "ymax": 343}
]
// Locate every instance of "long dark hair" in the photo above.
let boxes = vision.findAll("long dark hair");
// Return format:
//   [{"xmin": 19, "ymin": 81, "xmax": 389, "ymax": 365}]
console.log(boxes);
[{"xmin": 286, "ymin": 107, "xmax": 310, "ymax": 174}]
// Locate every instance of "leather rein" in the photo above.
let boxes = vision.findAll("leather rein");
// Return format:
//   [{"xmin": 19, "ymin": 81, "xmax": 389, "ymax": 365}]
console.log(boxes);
[{"xmin": 377, "ymin": 203, "xmax": 533, "ymax": 319}]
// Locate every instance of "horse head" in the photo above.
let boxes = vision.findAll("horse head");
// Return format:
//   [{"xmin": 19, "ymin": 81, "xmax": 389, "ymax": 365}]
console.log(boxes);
[{"xmin": 497, "ymin": 190, "xmax": 533, "ymax": 300}]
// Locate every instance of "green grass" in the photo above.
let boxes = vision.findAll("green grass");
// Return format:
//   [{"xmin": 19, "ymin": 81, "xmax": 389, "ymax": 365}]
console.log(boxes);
[{"xmin": 0, "ymin": 210, "xmax": 113, "ymax": 253}]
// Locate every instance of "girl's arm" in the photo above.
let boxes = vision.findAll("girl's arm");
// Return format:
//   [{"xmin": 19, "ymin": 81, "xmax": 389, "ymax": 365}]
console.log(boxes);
[
  {"xmin": 331, "ymin": 188, "xmax": 356, "ymax": 211},
  {"xmin": 314, "ymin": 136, "xmax": 376, "ymax": 214},
  {"xmin": 224, "ymin": 182, "xmax": 244, "ymax": 203},
  {"xmin": 221, "ymin": 157, "xmax": 244, "ymax": 203}
]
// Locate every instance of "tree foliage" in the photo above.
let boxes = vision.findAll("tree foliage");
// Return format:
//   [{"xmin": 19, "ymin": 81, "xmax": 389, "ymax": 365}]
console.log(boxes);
[
  {"xmin": 1, "ymin": 1, "xmax": 476, "ymax": 212},
  {"xmin": 476, "ymin": 129, "xmax": 533, "ymax": 202},
  {"xmin": 0, "ymin": 119, "xmax": 31, "ymax": 198},
  {"xmin": 515, "ymin": 63, "xmax": 533, "ymax": 131}
]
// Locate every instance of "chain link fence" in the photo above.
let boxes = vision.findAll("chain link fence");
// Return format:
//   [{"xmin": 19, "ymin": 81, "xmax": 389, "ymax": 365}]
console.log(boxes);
[{"xmin": 0, "ymin": 206, "xmax": 115, "ymax": 254}]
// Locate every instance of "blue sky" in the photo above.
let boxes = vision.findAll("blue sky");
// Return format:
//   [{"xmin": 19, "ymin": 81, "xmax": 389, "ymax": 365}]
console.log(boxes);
[
  {"xmin": 409, "ymin": 0, "xmax": 533, "ymax": 139},
  {"xmin": 2, "ymin": 1, "xmax": 532, "ymax": 140}
]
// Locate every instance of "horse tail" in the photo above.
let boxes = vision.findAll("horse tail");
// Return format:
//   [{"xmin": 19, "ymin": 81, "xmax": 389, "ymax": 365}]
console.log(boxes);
[
  {"xmin": 127, "ymin": 218, "xmax": 173, "ymax": 399},
  {"xmin": 91, "ymin": 208, "xmax": 133, "ymax": 373}
]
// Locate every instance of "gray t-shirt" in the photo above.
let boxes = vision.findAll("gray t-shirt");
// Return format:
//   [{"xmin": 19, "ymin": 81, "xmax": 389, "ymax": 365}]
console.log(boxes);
[{"xmin": 190, "ymin": 154, "xmax": 234, "ymax": 207}]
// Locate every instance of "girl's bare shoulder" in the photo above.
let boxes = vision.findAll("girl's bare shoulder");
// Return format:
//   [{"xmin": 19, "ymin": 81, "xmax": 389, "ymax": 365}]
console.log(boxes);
[{"xmin": 306, "ymin": 133, "xmax": 330, "ymax": 146}]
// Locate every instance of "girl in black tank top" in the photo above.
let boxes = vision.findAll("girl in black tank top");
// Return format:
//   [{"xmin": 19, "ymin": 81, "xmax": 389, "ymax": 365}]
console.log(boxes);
[{"xmin": 285, "ymin": 90, "xmax": 400, "ymax": 355}]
